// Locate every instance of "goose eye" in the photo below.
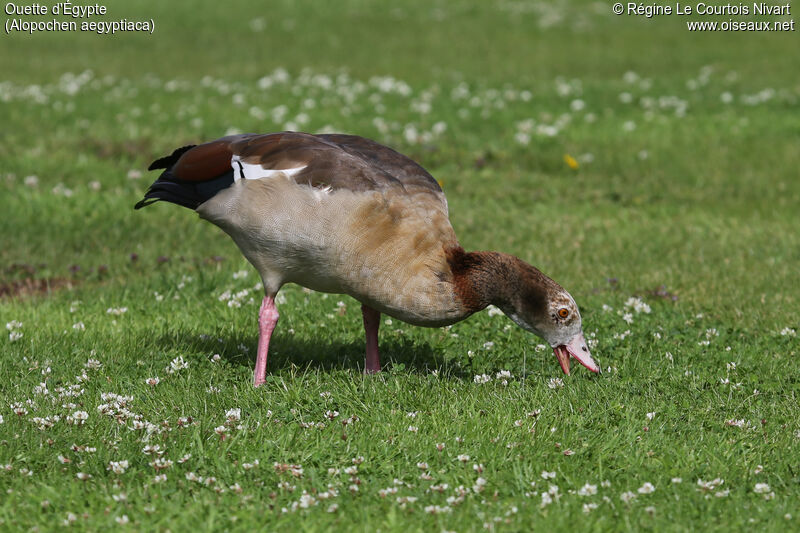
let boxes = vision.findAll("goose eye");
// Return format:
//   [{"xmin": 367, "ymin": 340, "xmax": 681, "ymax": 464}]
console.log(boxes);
[{"xmin": 557, "ymin": 308, "xmax": 569, "ymax": 319}]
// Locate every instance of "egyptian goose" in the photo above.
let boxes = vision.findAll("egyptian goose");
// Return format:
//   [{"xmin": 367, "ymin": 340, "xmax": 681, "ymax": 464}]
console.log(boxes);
[{"xmin": 135, "ymin": 132, "xmax": 599, "ymax": 385}]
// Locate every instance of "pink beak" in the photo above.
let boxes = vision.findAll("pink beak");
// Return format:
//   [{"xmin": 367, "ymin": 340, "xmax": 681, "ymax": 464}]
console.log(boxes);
[{"xmin": 553, "ymin": 332, "xmax": 599, "ymax": 375}]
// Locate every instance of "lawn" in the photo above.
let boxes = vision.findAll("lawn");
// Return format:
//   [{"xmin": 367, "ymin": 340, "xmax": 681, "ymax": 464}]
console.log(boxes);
[{"xmin": 1, "ymin": 1, "xmax": 798, "ymax": 531}]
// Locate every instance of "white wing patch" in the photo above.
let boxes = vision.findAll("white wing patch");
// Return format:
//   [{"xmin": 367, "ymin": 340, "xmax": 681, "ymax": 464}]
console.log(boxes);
[{"xmin": 231, "ymin": 155, "xmax": 307, "ymax": 182}]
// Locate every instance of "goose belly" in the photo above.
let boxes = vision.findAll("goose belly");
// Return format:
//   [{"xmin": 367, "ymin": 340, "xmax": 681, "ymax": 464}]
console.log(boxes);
[{"xmin": 197, "ymin": 177, "xmax": 464, "ymax": 325}]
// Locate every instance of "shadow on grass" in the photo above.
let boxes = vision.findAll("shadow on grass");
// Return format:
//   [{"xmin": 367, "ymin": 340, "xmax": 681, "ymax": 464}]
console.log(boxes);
[{"xmin": 148, "ymin": 329, "xmax": 469, "ymax": 379}]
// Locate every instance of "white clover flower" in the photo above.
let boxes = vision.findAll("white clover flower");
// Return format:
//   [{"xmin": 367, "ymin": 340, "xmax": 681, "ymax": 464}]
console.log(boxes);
[
  {"xmin": 142, "ymin": 444, "xmax": 164, "ymax": 456},
  {"xmin": 73, "ymin": 410, "xmax": 88, "ymax": 422},
  {"xmin": 620, "ymin": 491, "xmax": 636, "ymax": 503},
  {"xmin": 514, "ymin": 132, "xmax": 531, "ymax": 145},
  {"xmin": 753, "ymin": 483, "xmax": 771, "ymax": 494},
  {"xmin": 697, "ymin": 478, "xmax": 724, "ymax": 492},
  {"xmin": 108, "ymin": 460, "xmax": 129, "ymax": 474},
  {"xmin": 242, "ymin": 459, "xmax": 259, "ymax": 470},
  {"xmin": 638, "ymin": 482, "xmax": 656, "ymax": 494},
  {"xmin": 424, "ymin": 505, "xmax": 452, "ymax": 514},
  {"xmin": 578, "ymin": 483, "xmax": 597, "ymax": 496},
  {"xmin": 725, "ymin": 418, "xmax": 749, "ymax": 428},
  {"xmin": 166, "ymin": 356, "xmax": 188, "ymax": 374},
  {"xmin": 540, "ymin": 492, "xmax": 553, "ymax": 507},
  {"xmin": 145, "ymin": 377, "xmax": 160, "ymax": 386},
  {"xmin": 624, "ymin": 297, "xmax": 651, "ymax": 314},
  {"xmin": 496, "ymin": 370, "xmax": 512, "ymax": 380},
  {"xmin": 150, "ymin": 458, "xmax": 173, "ymax": 471},
  {"xmin": 547, "ymin": 378, "xmax": 564, "ymax": 389},
  {"xmin": 298, "ymin": 491, "xmax": 316, "ymax": 508},
  {"xmin": 473, "ymin": 374, "xmax": 491, "ymax": 384},
  {"xmin": 613, "ymin": 330, "xmax": 631, "ymax": 340}
]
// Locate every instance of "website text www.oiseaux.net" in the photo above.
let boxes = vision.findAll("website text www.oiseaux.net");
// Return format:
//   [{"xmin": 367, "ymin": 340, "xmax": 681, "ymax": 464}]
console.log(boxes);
[{"xmin": 615, "ymin": 3, "xmax": 795, "ymax": 32}]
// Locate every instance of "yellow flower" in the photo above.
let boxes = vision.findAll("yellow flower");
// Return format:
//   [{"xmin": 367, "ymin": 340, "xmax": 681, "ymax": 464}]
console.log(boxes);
[{"xmin": 563, "ymin": 154, "xmax": 579, "ymax": 170}]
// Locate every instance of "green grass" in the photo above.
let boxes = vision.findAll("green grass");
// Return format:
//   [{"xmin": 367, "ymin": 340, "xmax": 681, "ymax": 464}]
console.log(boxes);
[{"xmin": 1, "ymin": 1, "xmax": 799, "ymax": 530}]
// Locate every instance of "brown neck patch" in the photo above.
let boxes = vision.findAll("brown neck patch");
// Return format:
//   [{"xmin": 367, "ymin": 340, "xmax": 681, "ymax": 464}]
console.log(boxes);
[
  {"xmin": 445, "ymin": 246, "xmax": 561, "ymax": 321},
  {"xmin": 445, "ymin": 246, "xmax": 503, "ymax": 313}
]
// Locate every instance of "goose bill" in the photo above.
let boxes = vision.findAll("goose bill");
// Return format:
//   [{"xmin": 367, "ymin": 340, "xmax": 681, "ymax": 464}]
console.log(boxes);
[{"xmin": 553, "ymin": 332, "xmax": 599, "ymax": 375}]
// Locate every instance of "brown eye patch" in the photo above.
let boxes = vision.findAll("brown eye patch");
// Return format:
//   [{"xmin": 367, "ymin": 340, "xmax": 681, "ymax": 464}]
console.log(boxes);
[{"xmin": 558, "ymin": 308, "xmax": 569, "ymax": 319}]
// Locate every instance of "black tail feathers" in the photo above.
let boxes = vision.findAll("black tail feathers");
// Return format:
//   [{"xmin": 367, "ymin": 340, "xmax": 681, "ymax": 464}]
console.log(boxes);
[
  {"xmin": 135, "ymin": 147, "xmax": 235, "ymax": 211},
  {"xmin": 134, "ymin": 169, "xmax": 205, "ymax": 210},
  {"xmin": 147, "ymin": 145, "xmax": 195, "ymax": 171}
]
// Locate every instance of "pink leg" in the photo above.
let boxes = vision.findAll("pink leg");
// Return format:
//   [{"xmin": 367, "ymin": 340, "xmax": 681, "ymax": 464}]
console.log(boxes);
[
  {"xmin": 362, "ymin": 304, "xmax": 381, "ymax": 374},
  {"xmin": 253, "ymin": 295, "xmax": 279, "ymax": 387}
]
